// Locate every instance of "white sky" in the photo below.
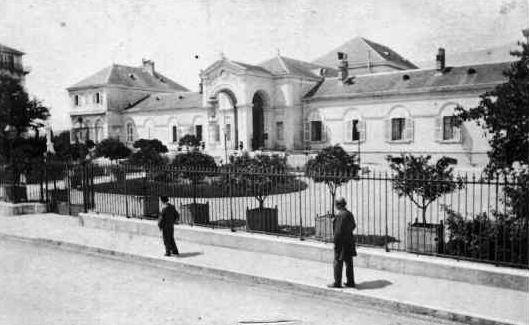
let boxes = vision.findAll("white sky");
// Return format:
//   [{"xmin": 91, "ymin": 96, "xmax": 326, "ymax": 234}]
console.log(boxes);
[{"xmin": 1, "ymin": 0, "xmax": 528, "ymax": 131}]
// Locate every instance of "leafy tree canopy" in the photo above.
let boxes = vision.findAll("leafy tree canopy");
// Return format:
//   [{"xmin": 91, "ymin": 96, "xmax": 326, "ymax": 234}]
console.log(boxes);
[
  {"xmin": 387, "ymin": 154, "xmax": 462, "ymax": 224},
  {"xmin": 133, "ymin": 139, "xmax": 168, "ymax": 153},
  {"xmin": 305, "ymin": 145, "xmax": 359, "ymax": 215},
  {"xmin": 455, "ymin": 41, "xmax": 529, "ymax": 171},
  {"xmin": 95, "ymin": 138, "xmax": 131, "ymax": 161},
  {"xmin": 172, "ymin": 151, "xmax": 217, "ymax": 183},
  {"xmin": 225, "ymin": 153, "xmax": 290, "ymax": 208},
  {"xmin": 178, "ymin": 134, "xmax": 201, "ymax": 150}
]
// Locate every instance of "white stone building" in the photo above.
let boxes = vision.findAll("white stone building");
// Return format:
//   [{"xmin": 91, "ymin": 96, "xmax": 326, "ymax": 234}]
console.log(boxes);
[{"xmin": 67, "ymin": 37, "xmax": 513, "ymax": 167}]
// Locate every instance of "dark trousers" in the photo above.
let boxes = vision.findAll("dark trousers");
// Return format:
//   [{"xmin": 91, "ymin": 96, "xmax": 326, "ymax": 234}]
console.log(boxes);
[
  {"xmin": 162, "ymin": 227, "xmax": 178, "ymax": 254},
  {"xmin": 334, "ymin": 258, "xmax": 355, "ymax": 285}
]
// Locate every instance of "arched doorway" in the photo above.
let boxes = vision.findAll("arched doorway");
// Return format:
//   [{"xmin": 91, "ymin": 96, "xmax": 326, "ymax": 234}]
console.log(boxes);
[
  {"xmin": 210, "ymin": 88, "xmax": 239, "ymax": 150},
  {"xmin": 252, "ymin": 92, "xmax": 266, "ymax": 150}
]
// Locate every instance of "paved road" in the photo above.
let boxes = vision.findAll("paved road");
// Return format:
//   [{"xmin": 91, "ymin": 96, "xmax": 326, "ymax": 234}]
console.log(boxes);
[{"xmin": 0, "ymin": 239, "xmax": 461, "ymax": 325}]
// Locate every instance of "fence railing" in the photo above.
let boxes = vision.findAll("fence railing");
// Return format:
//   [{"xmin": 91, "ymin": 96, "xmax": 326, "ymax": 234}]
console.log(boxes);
[{"xmin": 1, "ymin": 161, "xmax": 528, "ymax": 268}]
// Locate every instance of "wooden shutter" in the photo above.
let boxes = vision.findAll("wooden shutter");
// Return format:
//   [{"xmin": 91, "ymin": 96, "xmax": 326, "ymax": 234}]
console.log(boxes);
[
  {"xmin": 304, "ymin": 121, "xmax": 310, "ymax": 142},
  {"xmin": 454, "ymin": 120, "xmax": 462, "ymax": 143},
  {"xmin": 405, "ymin": 118, "xmax": 414, "ymax": 142},
  {"xmin": 384, "ymin": 119, "xmax": 391, "ymax": 142},
  {"xmin": 321, "ymin": 122, "xmax": 326, "ymax": 142},
  {"xmin": 345, "ymin": 120, "xmax": 353, "ymax": 142},
  {"xmin": 434, "ymin": 116, "xmax": 442, "ymax": 142},
  {"xmin": 359, "ymin": 120, "xmax": 366, "ymax": 142}
]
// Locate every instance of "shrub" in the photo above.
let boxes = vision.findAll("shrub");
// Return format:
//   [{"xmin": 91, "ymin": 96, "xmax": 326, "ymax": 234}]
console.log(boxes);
[{"xmin": 95, "ymin": 138, "xmax": 131, "ymax": 161}]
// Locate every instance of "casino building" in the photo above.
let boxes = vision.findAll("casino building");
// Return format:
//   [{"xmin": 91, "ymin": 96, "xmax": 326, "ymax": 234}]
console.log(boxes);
[{"xmin": 67, "ymin": 36, "xmax": 515, "ymax": 167}]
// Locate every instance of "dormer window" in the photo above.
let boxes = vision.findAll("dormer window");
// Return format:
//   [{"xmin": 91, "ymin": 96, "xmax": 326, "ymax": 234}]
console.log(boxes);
[
  {"xmin": 94, "ymin": 92, "xmax": 101, "ymax": 104},
  {"xmin": 74, "ymin": 95, "xmax": 80, "ymax": 106}
]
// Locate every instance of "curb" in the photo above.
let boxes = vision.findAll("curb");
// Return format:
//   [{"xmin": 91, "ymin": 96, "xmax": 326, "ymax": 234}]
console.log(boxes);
[{"xmin": 0, "ymin": 232, "xmax": 521, "ymax": 325}]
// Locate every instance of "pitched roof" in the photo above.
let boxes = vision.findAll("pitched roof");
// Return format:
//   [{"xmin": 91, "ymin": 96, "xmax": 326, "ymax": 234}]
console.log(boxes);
[
  {"xmin": 125, "ymin": 92, "xmax": 202, "ymax": 113},
  {"xmin": 230, "ymin": 60, "xmax": 272, "ymax": 75},
  {"xmin": 0, "ymin": 43, "xmax": 24, "ymax": 55},
  {"xmin": 313, "ymin": 37, "xmax": 418, "ymax": 71},
  {"xmin": 305, "ymin": 61, "xmax": 511, "ymax": 100},
  {"xmin": 67, "ymin": 64, "xmax": 189, "ymax": 91},
  {"xmin": 258, "ymin": 55, "xmax": 337, "ymax": 79}
]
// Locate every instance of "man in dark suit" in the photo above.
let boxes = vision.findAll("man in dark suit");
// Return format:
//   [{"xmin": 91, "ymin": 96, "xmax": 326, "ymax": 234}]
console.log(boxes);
[
  {"xmin": 158, "ymin": 196, "xmax": 179, "ymax": 256},
  {"xmin": 328, "ymin": 197, "xmax": 356, "ymax": 288}
]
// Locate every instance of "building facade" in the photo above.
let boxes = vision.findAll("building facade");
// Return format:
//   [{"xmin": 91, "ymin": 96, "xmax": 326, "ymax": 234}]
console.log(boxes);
[
  {"xmin": 68, "ymin": 37, "xmax": 512, "ymax": 167},
  {"xmin": 0, "ymin": 43, "xmax": 29, "ymax": 82}
]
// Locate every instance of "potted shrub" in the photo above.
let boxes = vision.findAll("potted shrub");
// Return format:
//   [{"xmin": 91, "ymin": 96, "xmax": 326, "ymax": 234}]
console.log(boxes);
[
  {"xmin": 387, "ymin": 154, "xmax": 463, "ymax": 254},
  {"xmin": 305, "ymin": 145, "xmax": 359, "ymax": 241},
  {"xmin": 225, "ymin": 153, "xmax": 290, "ymax": 233},
  {"xmin": 172, "ymin": 149, "xmax": 217, "ymax": 225},
  {"xmin": 128, "ymin": 139, "xmax": 168, "ymax": 218},
  {"xmin": 94, "ymin": 138, "xmax": 131, "ymax": 181}
]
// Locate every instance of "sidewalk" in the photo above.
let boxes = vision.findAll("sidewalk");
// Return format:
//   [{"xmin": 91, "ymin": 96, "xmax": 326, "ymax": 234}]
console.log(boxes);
[{"xmin": 0, "ymin": 213, "xmax": 527, "ymax": 325}]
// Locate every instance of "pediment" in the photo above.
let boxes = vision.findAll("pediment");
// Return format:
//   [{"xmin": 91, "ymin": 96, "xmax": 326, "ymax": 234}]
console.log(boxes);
[{"xmin": 201, "ymin": 60, "xmax": 246, "ymax": 79}]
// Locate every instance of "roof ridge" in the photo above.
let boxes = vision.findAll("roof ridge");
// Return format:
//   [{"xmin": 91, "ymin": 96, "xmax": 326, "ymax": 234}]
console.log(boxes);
[{"xmin": 277, "ymin": 55, "xmax": 290, "ymax": 74}]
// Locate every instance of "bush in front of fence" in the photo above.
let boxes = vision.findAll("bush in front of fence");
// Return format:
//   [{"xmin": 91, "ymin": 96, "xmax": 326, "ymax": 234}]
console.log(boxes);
[{"xmin": 444, "ymin": 208, "xmax": 528, "ymax": 265}]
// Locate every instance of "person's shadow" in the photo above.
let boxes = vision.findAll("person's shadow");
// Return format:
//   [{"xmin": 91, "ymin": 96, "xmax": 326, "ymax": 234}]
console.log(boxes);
[
  {"xmin": 355, "ymin": 280, "xmax": 392, "ymax": 290},
  {"xmin": 177, "ymin": 252, "xmax": 202, "ymax": 258}
]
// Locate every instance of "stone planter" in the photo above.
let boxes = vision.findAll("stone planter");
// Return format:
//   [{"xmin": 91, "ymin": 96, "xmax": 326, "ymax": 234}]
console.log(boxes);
[
  {"xmin": 315, "ymin": 214, "xmax": 334, "ymax": 242},
  {"xmin": 57, "ymin": 202, "xmax": 84, "ymax": 216},
  {"xmin": 406, "ymin": 222, "xmax": 445, "ymax": 254},
  {"xmin": 4, "ymin": 185, "xmax": 27, "ymax": 203},
  {"xmin": 181, "ymin": 202, "xmax": 209, "ymax": 225},
  {"xmin": 142, "ymin": 196, "xmax": 160, "ymax": 219},
  {"xmin": 246, "ymin": 206, "xmax": 278, "ymax": 233}
]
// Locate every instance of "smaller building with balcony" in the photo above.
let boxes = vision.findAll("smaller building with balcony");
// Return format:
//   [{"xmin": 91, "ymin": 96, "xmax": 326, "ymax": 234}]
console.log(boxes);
[{"xmin": 0, "ymin": 43, "xmax": 30, "ymax": 83}]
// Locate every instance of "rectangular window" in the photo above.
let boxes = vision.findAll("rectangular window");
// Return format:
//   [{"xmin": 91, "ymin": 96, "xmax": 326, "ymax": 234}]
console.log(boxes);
[
  {"xmin": 311, "ymin": 121, "xmax": 322, "ymax": 142},
  {"xmin": 225, "ymin": 124, "xmax": 231, "ymax": 141},
  {"xmin": 351, "ymin": 120, "xmax": 360, "ymax": 141},
  {"xmin": 276, "ymin": 121, "xmax": 284, "ymax": 141},
  {"xmin": 74, "ymin": 95, "xmax": 79, "ymax": 106},
  {"xmin": 195, "ymin": 125, "xmax": 203, "ymax": 142},
  {"xmin": 443, "ymin": 116, "xmax": 457, "ymax": 140},
  {"xmin": 95, "ymin": 93, "xmax": 101, "ymax": 104},
  {"xmin": 391, "ymin": 118, "xmax": 406, "ymax": 141},
  {"xmin": 172, "ymin": 126, "xmax": 178, "ymax": 143}
]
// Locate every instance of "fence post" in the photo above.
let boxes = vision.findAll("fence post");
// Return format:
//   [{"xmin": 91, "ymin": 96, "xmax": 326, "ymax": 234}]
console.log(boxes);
[
  {"xmin": 299, "ymin": 174, "xmax": 303, "ymax": 241},
  {"xmin": 229, "ymin": 169, "xmax": 235, "ymax": 232},
  {"xmin": 384, "ymin": 171, "xmax": 389, "ymax": 252},
  {"xmin": 66, "ymin": 163, "xmax": 72, "ymax": 216},
  {"xmin": 124, "ymin": 164, "xmax": 129, "ymax": 218}
]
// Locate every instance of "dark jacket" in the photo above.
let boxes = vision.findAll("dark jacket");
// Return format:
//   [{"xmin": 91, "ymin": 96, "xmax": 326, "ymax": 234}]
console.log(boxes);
[
  {"xmin": 333, "ymin": 209, "xmax": 356, "ymax": 260},
  {"xmin": 158, "ymin": 203, "xmax": 179, "ymax": 230}
]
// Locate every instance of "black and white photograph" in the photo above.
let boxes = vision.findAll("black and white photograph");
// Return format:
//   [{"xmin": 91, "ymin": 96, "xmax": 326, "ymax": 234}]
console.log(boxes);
[{"xmin": 0, "ymin": 1, "xmax": 528, "ymax": 324}]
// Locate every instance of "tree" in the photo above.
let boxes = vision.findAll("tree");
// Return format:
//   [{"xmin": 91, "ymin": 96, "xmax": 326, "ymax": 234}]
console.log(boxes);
[
  {"xmin": 128, "ymin": 139, "xmax": 168, "ymax": 166},
  {"xmin": 305, "ymin": 145, "xmax": 359, "ymax": 216},
  {"xmin": 225, "ymin": 153, "xmax": 289, "ymax": 209},
  {"xmin": 95, "ymin": 138, "xmax": 131, "ymax": 161},
  {"xmin": 386, "ymin": 154, "xmax": 462, "ymax": 225},
  {"xmin": 178, "ymin": 134, "xmax": 201, "ymax": 151},
  {"xmin": 172, "ymin": 151, "xmax": 217, "ymax": 205},
  {"xmin": 455, "ymin": 41, "xmax": 529, "ymax": 171},
  {"xmin": 0, "ymin": 74, "xmax": 50, "ymax": 185}
]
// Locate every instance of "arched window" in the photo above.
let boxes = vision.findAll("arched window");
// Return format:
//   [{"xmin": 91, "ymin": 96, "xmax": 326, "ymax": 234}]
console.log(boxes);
[
  {"xmin": 435, "ymin": 104, "xmax": 461, "ymax": 143},
  {"xmin": 385, "ymin": 106, "xmax": 413, "ymax": 143},
  {"xmin": 304, "ymin": 111, "xmax": 325, "ymax": 143},
  {"xmin": 126, "ymin": 122, "xmax": 135, "ymax": 143}
]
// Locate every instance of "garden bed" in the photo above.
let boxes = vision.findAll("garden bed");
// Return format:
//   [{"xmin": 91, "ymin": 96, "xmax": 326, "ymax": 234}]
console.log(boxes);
[{"xmin": 91, "ymin": 178, "xmax": 308, "ymax": 198}]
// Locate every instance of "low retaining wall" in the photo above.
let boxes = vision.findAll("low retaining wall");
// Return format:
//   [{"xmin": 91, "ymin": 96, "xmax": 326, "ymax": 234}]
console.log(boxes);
[
  {"xmin": 0, "ymin": 201, "xmax": 47, "ymax": 216},
  {"xmin": 79, "ymin": 212, "xmax": 529, "ymax": 292}
]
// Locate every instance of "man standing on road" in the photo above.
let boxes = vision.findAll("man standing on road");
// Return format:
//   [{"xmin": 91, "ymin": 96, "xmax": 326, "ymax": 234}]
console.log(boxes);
[
  {"xmin": 159, "ymin": 196, "xmax": 179, "ymax": 257},
  {"xmin": 328, "ymin": 197, "xmax": 356, "ymax": 288}
]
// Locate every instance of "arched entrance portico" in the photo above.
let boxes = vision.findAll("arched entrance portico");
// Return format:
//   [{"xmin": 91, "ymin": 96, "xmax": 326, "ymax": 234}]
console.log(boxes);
[
  {"xmin": 252, "ymin": 92, "xmax": 266, "ymax": 150},
  {"xmin": 209, "ymin": 88, "xmax": 239, "ymax": 150}
]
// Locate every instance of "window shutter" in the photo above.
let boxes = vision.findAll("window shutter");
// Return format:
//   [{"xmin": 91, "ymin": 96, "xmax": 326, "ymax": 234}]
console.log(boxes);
[
  {"xmin": 304, "ymin": 121, "xmax": 310, "ymax": 142},
  {"xmin": 434, "ymin": 116, "xmax": 442, "ymax": 142},
  {"xmin": 321, "ymin": 123, "xmax": 327, "ymax": 142},
  {"xmin": 405, "ymin": 118, "xmax": 414, "ymax": 142},
  {"xmin": 177, "ymin": 126, "xmax": 183, "ymax": 141},
  {"xmin": 359, "ymin": 120, "xmax": 366, "ymax": 142},
  {"xmin": 454, "ymin": 122, "xmax": 462, "ymax": 143},
  {"xmin": 384, "ymin": 119, "xmax": 391, "ymax": 142},
  {"xmin": 345, "ymin": 120, "xmax": 353, "ymax": 142}
]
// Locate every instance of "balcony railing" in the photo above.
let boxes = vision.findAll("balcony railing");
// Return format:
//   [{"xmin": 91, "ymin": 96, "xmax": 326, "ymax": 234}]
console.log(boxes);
[{"xmin": 0, "ymin": 61, "xmax": 30, "ymax": 74}]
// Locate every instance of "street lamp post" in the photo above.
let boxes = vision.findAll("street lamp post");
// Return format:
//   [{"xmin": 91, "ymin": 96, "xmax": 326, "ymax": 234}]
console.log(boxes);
[{"xmin": 4, "ymin": 125, "xmax": 17, "ymax": 203}]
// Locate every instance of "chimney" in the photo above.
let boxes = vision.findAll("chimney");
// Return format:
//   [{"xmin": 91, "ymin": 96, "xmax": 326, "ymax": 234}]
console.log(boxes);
[
  {"xmin": 436, "ymin": 48, "xmax": 445, "ymax": 72},
  {"xmin": 337, "ymin": 52, "xmax": 349, "ymax": 82},
  {"xmin": 142, "ymin": 58, "xmax": 155, "ymax": 75}
]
